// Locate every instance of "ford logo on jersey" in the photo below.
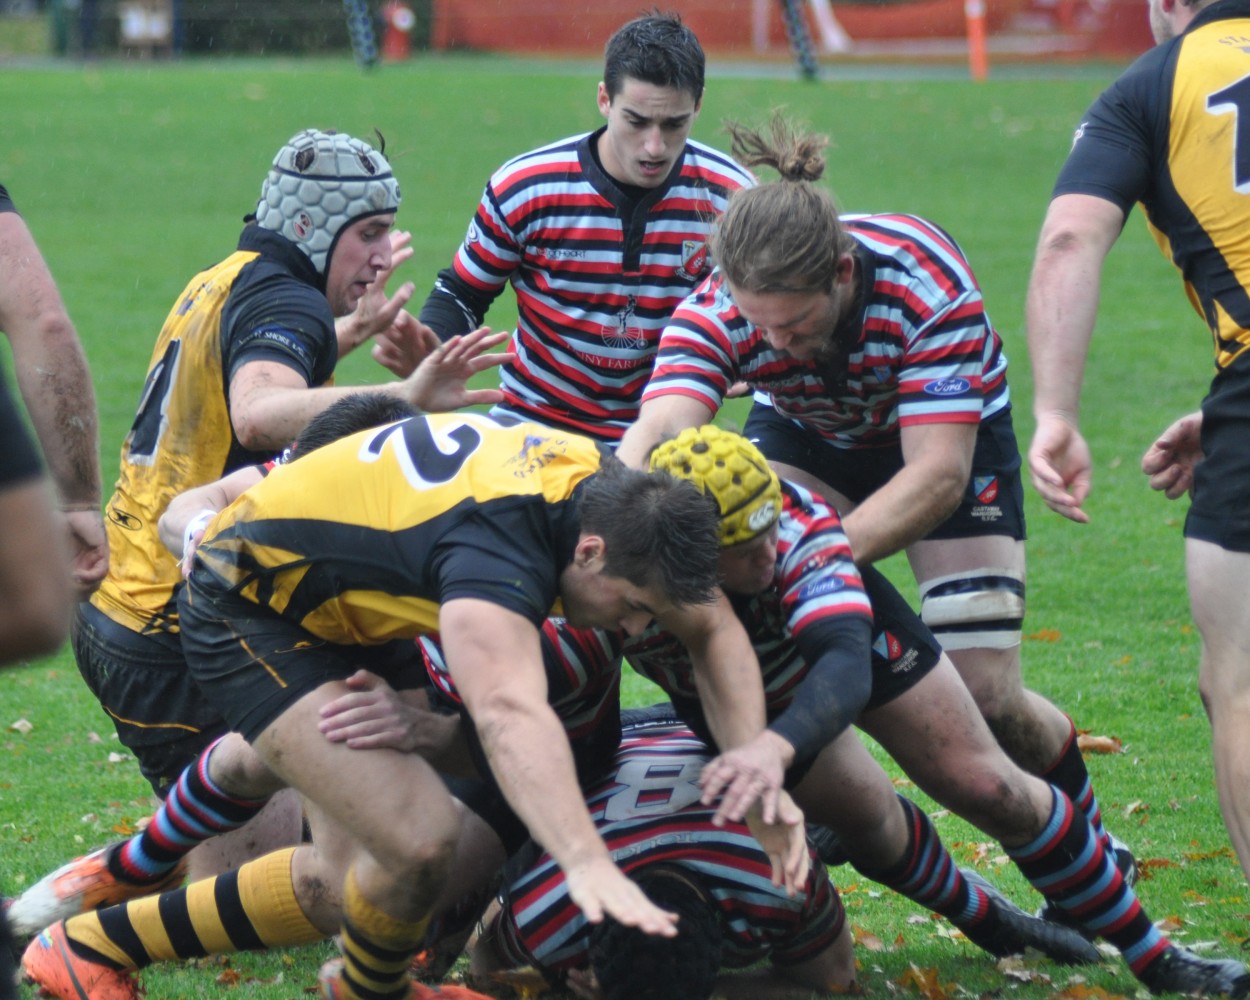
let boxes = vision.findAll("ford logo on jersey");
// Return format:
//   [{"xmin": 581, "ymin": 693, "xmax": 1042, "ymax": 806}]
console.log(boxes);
[
  {"xmin": 923, "ymin": 376, "xmax": 971, "ymax": 396},
  {"xmin": 797, "ymin": 577, "xmax": 846, "ymax": 602}
]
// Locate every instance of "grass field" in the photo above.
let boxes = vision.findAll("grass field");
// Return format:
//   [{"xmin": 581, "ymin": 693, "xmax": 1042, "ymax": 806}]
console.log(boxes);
[{"xmin": 0, "ymin": 47, "xmax": 1239, "ymax": 1000}]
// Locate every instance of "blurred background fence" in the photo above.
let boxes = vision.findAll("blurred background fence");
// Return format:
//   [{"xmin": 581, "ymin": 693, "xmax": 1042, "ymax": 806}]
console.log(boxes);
[{"xmin": 0, "ymin": 0, "xmax": 1151, "ymax": 67}]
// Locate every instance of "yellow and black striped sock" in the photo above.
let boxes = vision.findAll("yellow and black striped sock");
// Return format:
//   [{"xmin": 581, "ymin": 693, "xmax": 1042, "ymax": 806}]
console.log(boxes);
[
  {"xmin": 63, "ymin": 847, "xmax": 321, "ymax": 969},
  {"xmin": 335, "ymin": 866, "xmax": 430, "ymax": 1000}
]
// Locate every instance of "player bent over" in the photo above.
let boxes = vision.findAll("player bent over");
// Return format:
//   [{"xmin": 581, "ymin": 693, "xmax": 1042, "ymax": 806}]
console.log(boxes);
[
  {"xmin": 638, "ymin": 426, "xmax": 1250, "ymax": 998},
  {"xmin": 469, "ymin": 707, "xmax": 856, "ymax": 1000},
  {"xmin": 22, "ymin": 413, "xmax": 789, "ymax": 1000}
]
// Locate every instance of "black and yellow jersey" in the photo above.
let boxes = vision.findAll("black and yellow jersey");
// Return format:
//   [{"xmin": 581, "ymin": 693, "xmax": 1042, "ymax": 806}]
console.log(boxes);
[
  {"xmin": 1056, "ymin": 0, "xmax": 1250, "ymax": 370},
  {"xmin": 190, "ymin": 414, "xmax": 604, "ymax": 644},
  {"xmin": 91, "ymin": 227, "xmax": 337, "ymax": 636}
]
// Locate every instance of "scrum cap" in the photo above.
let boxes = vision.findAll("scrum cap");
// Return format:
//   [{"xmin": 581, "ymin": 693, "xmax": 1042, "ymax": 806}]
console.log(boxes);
[
  {"xmin": 649, "ymin": 425, "xmax": 781, "ymax": 547},
  {"xmin": 255, "ymin": 128, "xmax": 400, "ymax": 277}
]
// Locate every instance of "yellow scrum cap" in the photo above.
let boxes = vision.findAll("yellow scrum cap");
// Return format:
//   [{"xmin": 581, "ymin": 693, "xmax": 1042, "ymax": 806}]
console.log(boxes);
[{"xmin": 649, "ymin": 425, "xmax": 782, "ymax": 547}]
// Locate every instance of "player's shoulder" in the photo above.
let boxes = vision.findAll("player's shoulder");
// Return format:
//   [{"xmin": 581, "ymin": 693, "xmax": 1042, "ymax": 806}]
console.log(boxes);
[
  {"xmin": 490, "ymin": 132, "xmax": 591, "ymax": 187},
  {"xmin": 681, "ymin": 138, "xmax": 756, "ymax": 189}
]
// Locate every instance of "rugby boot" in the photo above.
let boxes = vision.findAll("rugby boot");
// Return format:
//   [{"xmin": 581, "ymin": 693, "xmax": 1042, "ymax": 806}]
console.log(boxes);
[
  {"xmin": 1138, "ymin": 944, "xmax": 1250, "ymax": 998},
  {"xmin": 1036, "ymin": 834, "xmax": 1139, "ymax": 938},
  {"xmin": 959, "ymin": 867, "xmax": 1101, "ymax": 965},
  {"xmin": 21, "ymin": 921, "xmax": 140, "ymax": 1000},
  {"xmin": 8, "ymin": 842, "xmax": 186, "ymax": 939},
  {"xmin": 319, "ymin": 956, "xmax": 496, "ymax": 1000}
]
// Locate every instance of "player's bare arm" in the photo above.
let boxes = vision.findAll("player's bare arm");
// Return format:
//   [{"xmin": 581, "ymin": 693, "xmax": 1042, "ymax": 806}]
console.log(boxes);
[
  {"xmin": 657, "ymin": 595, "xmax": 787, "ymax": 824},
  {"xmin": 158, "ymin": 465, "xmax": 263, "ymax": 564},
  {"xmin": 440, "ymin": 597, "xmax": 679, "ymax": 937},
  {"xmin": 1026, "ymin": 193, "xmax": 1125, "ymax": 521},
  {"xmin": 839, "ymin": 420, "xmax": 977, "ymax": 565},
  {"xmin": 228, "ymin": 329, "xmax": 512, "ymax": 451},
  {"xmin": 616, "ymin": 393, "xmax": 715, "ymax": 468}
]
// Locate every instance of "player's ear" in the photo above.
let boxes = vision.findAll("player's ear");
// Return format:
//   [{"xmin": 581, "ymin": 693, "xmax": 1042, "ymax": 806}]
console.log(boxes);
[
  {"xmin": 574, "ymin": 534, "xmax": 607, "ymax": 568},
  {"xmin": 597, "ymin": 82, "xmax": 612, "ymax": 118}
]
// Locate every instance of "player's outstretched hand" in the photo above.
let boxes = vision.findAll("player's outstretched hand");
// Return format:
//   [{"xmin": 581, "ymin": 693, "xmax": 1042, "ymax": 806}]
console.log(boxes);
[
  {"xmin": 745, "ymin": 791, "xmax": 809, "ymax": 897},
  {"xmin": 337, "ymin": 229, "xmax": 417, "ymax": 357},
  {"xmin": 564, "ymin": 856, "xmax": 679, "ymax": 937},
  {"xmin": 1141, "ymin": 410, "xmax": 1203, "ymax": 500},
  {"xmin": 699, "ymin": 731, "xmax": 788, "ymax": 826},
  {"xmin": 404, "ymin": 326, "xmax": 514, "ymax": 413},
  {"xmin": 1028, "ymin": 412, "xmax": 1092, "ymax": 523}
]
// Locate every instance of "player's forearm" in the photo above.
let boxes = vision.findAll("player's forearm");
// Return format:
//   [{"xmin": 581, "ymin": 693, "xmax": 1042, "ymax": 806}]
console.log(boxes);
[
  {"xmin": 1026, "ymin": 195, "xmax": 1122, "ymax": 421},
  {"xmin": 474, "ymin": 698, "xmax": 609, "ymax": 871},
  {"xmin": 682, "ymin": 599, "xmax": 768, "ymax": 751},
  {"xmin": 841, "ymin": 463, "xmax": 963, "ymax": 565},
  {"xmin": 11, "ymin": 321, "xmax": 102, "ymax": 507}
]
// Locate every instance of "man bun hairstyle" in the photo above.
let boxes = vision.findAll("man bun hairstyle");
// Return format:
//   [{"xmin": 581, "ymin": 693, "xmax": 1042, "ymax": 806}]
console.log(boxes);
[
  {"xmin": 255, "ymin": 128, "xmax": 401, "ymax": 277},
  {"xmin": 649, "ymin": 425, "xmax": 781, "ymax": 547},
  {"xmin": 588, "ymin": 867, "xmax": 722, "ymax": 1000},
  {"xmin": 712, "ymin": 112, "xmax": 852, "ymax": 295}
]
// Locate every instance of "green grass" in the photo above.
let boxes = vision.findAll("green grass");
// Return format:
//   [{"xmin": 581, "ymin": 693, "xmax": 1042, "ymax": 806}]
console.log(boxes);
[{"xmin": 0, "ymin": 54, "xmax": 1239, "ymax": 1000}]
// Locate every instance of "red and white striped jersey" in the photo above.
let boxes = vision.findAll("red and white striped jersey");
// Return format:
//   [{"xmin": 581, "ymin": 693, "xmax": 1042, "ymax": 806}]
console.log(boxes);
[
  {"xmin": 624, "ymin": 480, "xmax": 871, "ymax": 715},
  {"xmin": 643, "ymin": 213, "xmax": 1010, "ymax": 448},
  {"xmin": 421, "ymin": 128, "xmax": 754, "ymax": 441},
  {"xmin": 496, "ymin": 717, "xmax": 844, "ymax": 972}
]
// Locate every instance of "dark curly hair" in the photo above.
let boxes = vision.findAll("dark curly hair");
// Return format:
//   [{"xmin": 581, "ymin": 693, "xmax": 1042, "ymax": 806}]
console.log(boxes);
[{"xmin": 588, "ymin": 867, "xmax": 722, "ymax": 1000}]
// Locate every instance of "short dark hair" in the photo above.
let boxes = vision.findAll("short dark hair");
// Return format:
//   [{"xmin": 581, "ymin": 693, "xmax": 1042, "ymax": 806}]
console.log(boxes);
[
  {"xmin": 589, "ymin": 867, "xmax": 722, "ymax": 1000},
  {"xmin": 603, "ymin": 11, "xmax": 705, "ymax": 102},
  {"xmin": 288, "ymin": 394, "xmax": 418, "ymax": 460},
  {"xmin": 578, "ymin": 457, "xmax": 720, "ymax": 608}
]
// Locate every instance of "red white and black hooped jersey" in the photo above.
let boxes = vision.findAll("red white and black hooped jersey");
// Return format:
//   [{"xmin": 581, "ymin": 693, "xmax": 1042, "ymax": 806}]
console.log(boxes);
[
  {"xmin": 418, "ymin": 619, "xmax": 624, "ymax": 747},
  {"xmin": 422, "ymin": 128, "xmax": 754, "ymax": 442},
  {"xmin": 624, "ymin": 480, "xmax": 872, "ymax": 716},
  {"xmin": 496, "ymin": 717, "xmax": 844, "ymax": 973},
  {"xmin": 642, "ymin": 213, "xmax": 1010, "ymax": 448}
]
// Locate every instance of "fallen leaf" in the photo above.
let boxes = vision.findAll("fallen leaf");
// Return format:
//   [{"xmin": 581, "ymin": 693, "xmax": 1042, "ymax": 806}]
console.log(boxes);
[
  {"xmin": 1155, "ymin": 915, "xmax": 1185, "ymax": 933},
  {"xmin": 895, "ymin": 963, "xmax": 954, "ymax": 1000},
  {"xmin": 1025, "ymin": 628, "xmax": 1062, "ymax": 642},
  {"xmin": 854, "ymin": 925, "xmax": 888, "ymax": 952},
  {"xmin": 107, "ymin": 752, "xmax": 127, "ymax": 763},
  {"xmin": 8, "ymin": 719, "xmax": 32, "ymax": 734},
  {"xmin": 1077, "ymin": 734, "xmax": 1123, "ymax": 754}
]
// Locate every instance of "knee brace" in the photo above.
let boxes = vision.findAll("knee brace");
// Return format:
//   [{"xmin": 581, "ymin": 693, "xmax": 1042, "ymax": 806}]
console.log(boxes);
[{"xmin": 919, "ymin": 569, "xmax": 1024, "ymax": 651}]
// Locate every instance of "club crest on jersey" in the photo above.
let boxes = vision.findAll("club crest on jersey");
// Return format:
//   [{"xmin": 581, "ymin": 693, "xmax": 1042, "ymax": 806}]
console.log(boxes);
[
  {"xmin": 974, "ymin": 476, "xmax": 999, "ymax": 504},
  {"xmin": 873, "ymin": 631, "xmax": 903, "ymax": 661},
  {"xmin": 874, "ymin": 630, "xmax": 920, "ymax": 673},
  {"xmin": 679, "ymin": 240, "xmax": 709, "ymax": 280},
  {"xmin": 923, "ymin": 376, "xmax": 971, "ymax": 396}
]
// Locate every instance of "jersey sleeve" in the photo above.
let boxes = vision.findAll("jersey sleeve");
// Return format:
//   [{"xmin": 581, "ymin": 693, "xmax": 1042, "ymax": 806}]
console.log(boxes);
[
  {"xmin": 1052, "ymin": 48, "xmax": 1165, "ymax": 213},
  {"xmin": 776, "ymin": 491, "xmax": 873, "ymax": 637},
  {"xmin": 418, "ymin": 179, "xmax": 517, "ymax": 337},
  {"xmin": 641, "ymin": 278, "xmax": 742, "ymax": 412},
  {"xmin": 428, "ymin": 504, "xmax": 561, "ymax": 625},
  {"xmin": 221, "ymin": 271, "xmax": 338, "ymax": 387}
]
